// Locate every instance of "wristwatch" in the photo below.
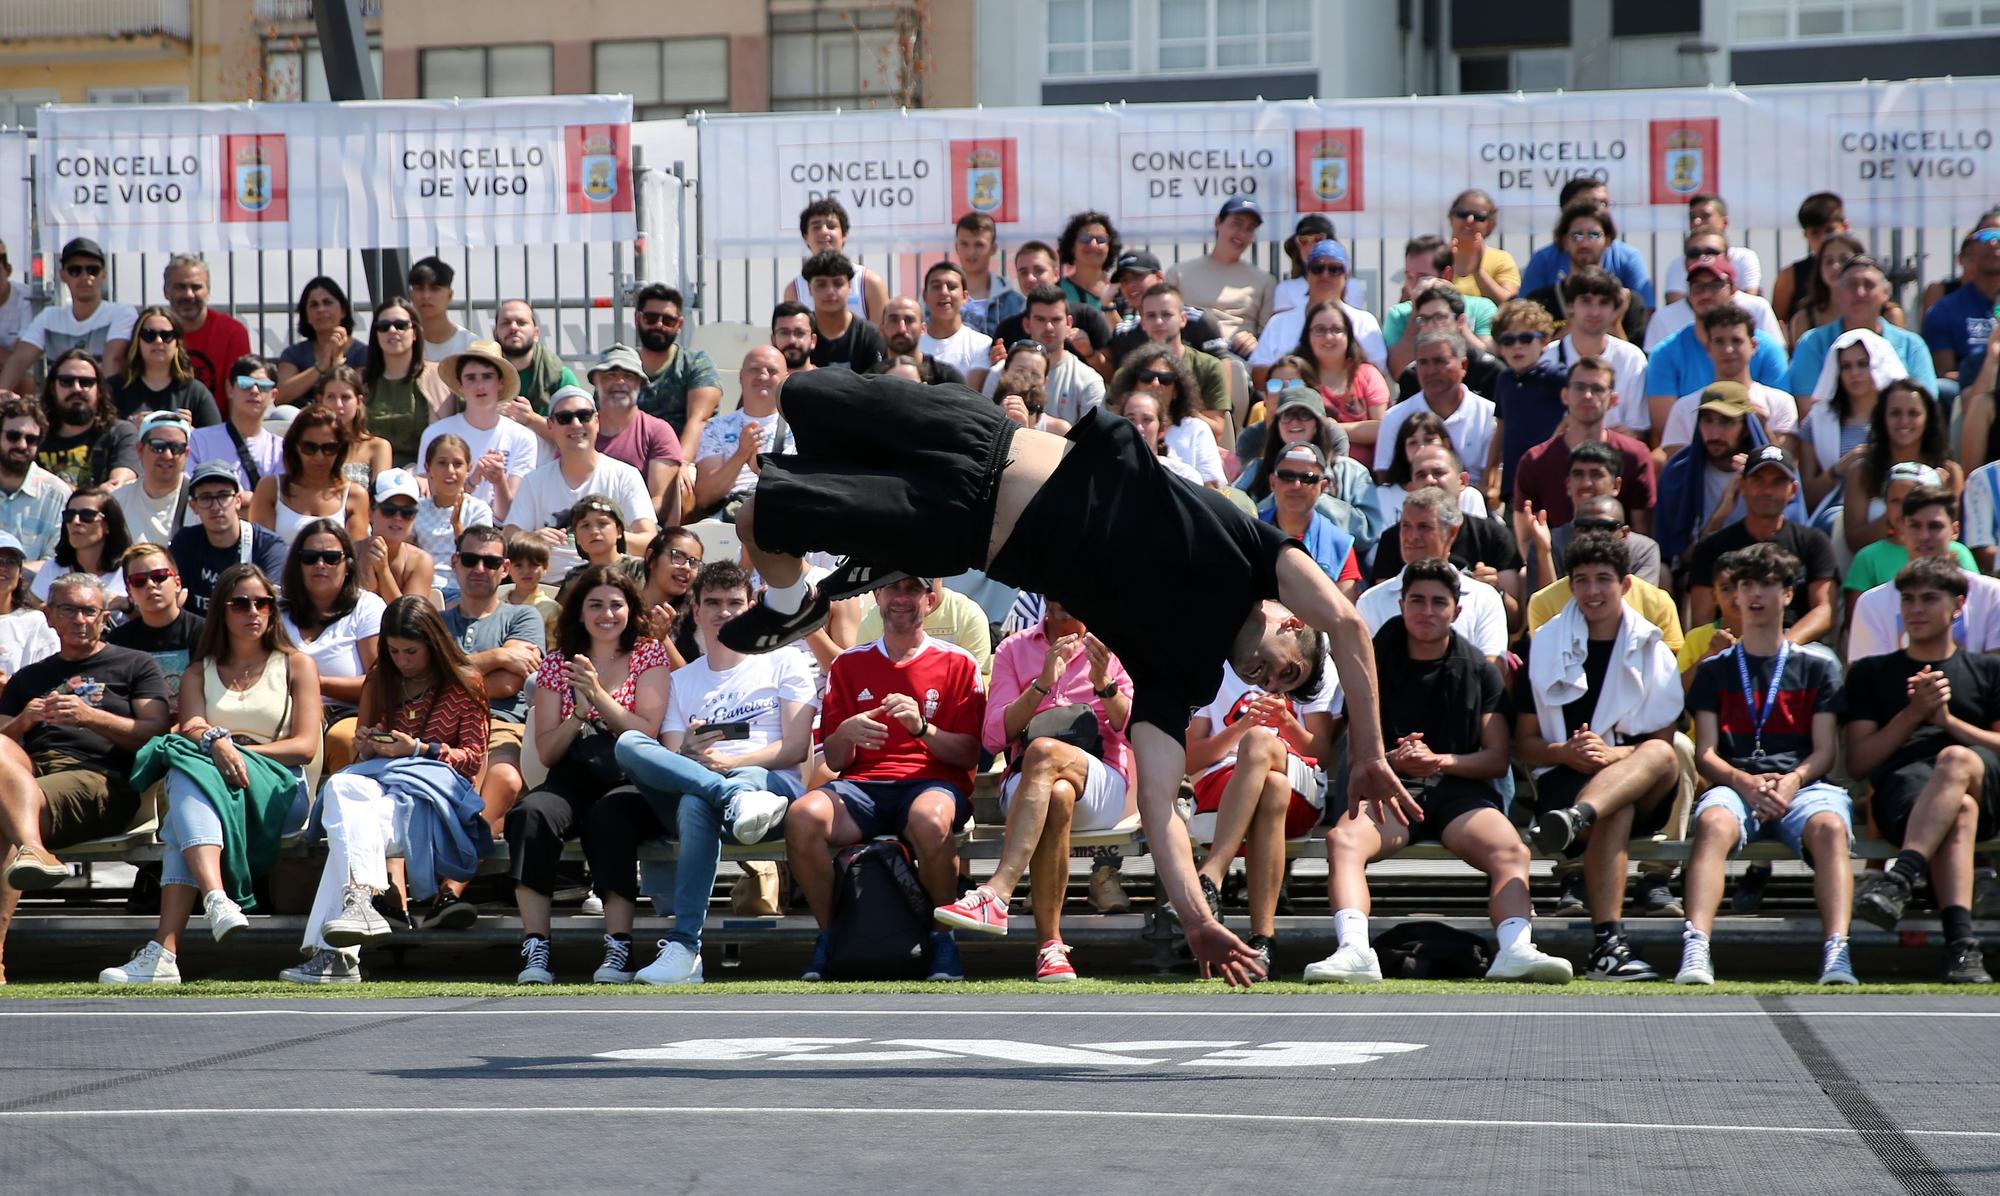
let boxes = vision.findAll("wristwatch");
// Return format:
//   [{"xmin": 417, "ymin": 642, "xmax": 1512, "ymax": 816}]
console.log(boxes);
[{"xmin": 1092, "ymin": 683, "xmax": 1118, "ymax": 700}]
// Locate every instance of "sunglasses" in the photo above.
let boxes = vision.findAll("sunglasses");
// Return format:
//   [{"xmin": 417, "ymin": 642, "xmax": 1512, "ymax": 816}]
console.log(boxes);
[
  {"xmin": 126, "ymin": 567, "xmax": 176, "ymax": 588},
  {"xmin": 1135, "ymin": 369, "xmax": 1176, "ymax": 386},
  {"xmin": 374, "ymin": 319, "xmax": 413, "ymax": 333},
  {"xmin": 61, "ymin": 508, "xmax": 106, "ymax": 524},
  {"xmin": 1450, "ymin": 208, "xmax": 1492, "ymax": 223},
  {"xmin": 1976, "ymin": 229, "xmax": 2000, "ymax": 245},
  {"xmin": 1572, "ymin": 518, "xmax": 1623, "ymax": 533},
  {"xmin": 550, "ymin": 408, "xmax": 595, "ymax": 426},
  {"xmin": 1077, "ymin": 234, "xmax": 1110, "ymax": 245},
  {"xmin": 295, "ymin": 549, "xmax": 347, "ymax": 567},
  {"xmin": 225, "ymin": 595, "xmax": 276, "ymax": 613},
  {"xmin": 4, "ymin": 430, "xmax": 40, "ymax": 446},
  {"xmin": 1307, "ymin": 263, "xmax": 1345, "ymax": 275},
  {"xmin": 1264, "ymin": 378, "xmax": 1288, "ymax": 394},
  {"xmin": 1495, "ymin": 332, "xmax": 1544, "ymax": 347},
  {"xmin": 64, "ymin": 263, "xmax": 103, "ymax": 278},
  {"xmin": 297, "ymin": 441, "xmax": 340, "ymax": 457},
  {"xmin": 458, "ymin": 551, "xmax": 505, "ymax": 570},
  {"xmin": 376, "ymin": 503, "xmax": 417, "ymax": 520},
  {"xmin": 142, "ymin": 438, "xmax": 188, "ymax": 455},
  {"xmin": 1273, "ymin": 470, "xmax": 1323, "ymax": 486},
  {"xmin": 233, "ymin": 376, "xmax": 277, "ymax": 392},
  {"xmin": 638, "ymin": 310, "xmax": 683, "ymax": 327},
  {"xmin": 137, "ymin": 327, "xmax": 179, "ymax": 344},
  {"xmin": 55, "ymin": 375, "xmax": 97, "ymax": 390}
]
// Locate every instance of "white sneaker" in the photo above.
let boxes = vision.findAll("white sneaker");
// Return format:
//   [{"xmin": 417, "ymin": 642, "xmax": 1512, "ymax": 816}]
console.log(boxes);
[
  {"xmin": 592, "ymin": 934, "xmax": 635, "ymax": 984},
  {"xmin": 636, "ymin": 939, "xmax": 705, "ymax": 985},
  {"xmin": 203, "ymin": 891, "xmax": 248, "ymax": 943},
  {"xmin": 99, "ymin": 941, "xmax": 180, "ymax": 985},
  {"xmin": 579, "ymin": 893, "xmax": 605, "ymax": 916},
  {"xmin": 279, "ymin": 947, "xmax": 360, "ymax": 984},
  {"xmin": 1675, "ymin": 931, "xmax": 1716, "ymax": 986},
  {"xmin": 1303, "ymin": 943, "xmax": 1383, "ymax": 984},
  {"xmin": 321, "ymin": 885, "xmax": 392, "ymax": 948},
  {"xmin": 1486, "ymin": 941, "xmax": 1575, "ymax": 984},
  {"xmin": 727, "ymin": 790, "xmax": 789, "ymax": 845},
  {"xmin": 517, "ymin": 936, "xmax": 554, "ymax": 985}
]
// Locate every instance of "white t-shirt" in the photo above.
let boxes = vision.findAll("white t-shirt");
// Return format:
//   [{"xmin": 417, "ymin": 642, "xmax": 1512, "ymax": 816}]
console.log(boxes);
[
  {"xmin": 1246, "ymin": 300, "xmax": 1388, "ymax": 370},
  {"xmin": 1663, "ymin": 247, "xmax": 1764, "ymax": 299},
  {"xmin": 1190, "ymin": 659, "xmax": 1343, "ymax": 784},
  {"xmin": 981, "ymin": 352, "xmax": 1104, "ymax": 424},
  {"xmin": 661, "ymin": 645, "xmax": 820, "ymax": 788},
  {"xmin": 1373, "ymin": 390, "xmax": 1499, "ymax": 486},
  {"xmin": 506, "ymin": 454, "xmax": 654, "ymax": 576},
  {"xmin": 1353, "ymin": 568, "xmax": 1509, "ymax": 658},
  {"xmin": 1541, "ymin": 335, "xmax": 1651, "ymax": 432},
  {"xmin": 1272, "ymin": 275, "xmax": 1368, "ymax": 316},
  {"xmin": 108, "ymin": 476, "xmax": 198, "ymax": 546},
  {"xmin": 21, "ymin": 301, "xmax": 137, "ymax": 359},
  {"xmin": 0, "ymin": 608, "xmax": 57, "ymax": 678},
  {"xmin": 696, "ymin": 408, "xmax": 796, "ymax": 496},
  {"xmin": 29, "ymin": 565, "xmax": 127, "ymax": 605},
  {"xmin": 423, "ymin": 324, "xmax": 474, "ymax": 363},
  {"xmin": 282, "ymin": 589, "xmax": 386, "ymax": 680},
  {"xmin": 1375, "ymin": 484, "xmax": 1488, "ymax": 529},
  {"xmin": 1849, "ymin": 572, "xmax": 2000, "ymax": 660},
  {"xmin": 418, "ymin": 413, "xmax": 539, "ymax": 508},
  {"xmin": 1962, "ymin": 462, "xmax": 2000, "ymax": 552},
  {"xmin": 918, "ymin": 323, "xmax": 993, "ymax": 378},
  {"xmin": 0, "ymin": 285, "xmax": 32, "ymax": 352},
  {"xmin": 1643, "ymin": 293, "xmax": 1785, "ymax": 352},
  {"xmin": 1162, "ymin": 416, "xmax": 1226, "ymax": 486},
  {"xmin": 1659, "ymin": 381, "xmax": 1798, "ymax": 453}
]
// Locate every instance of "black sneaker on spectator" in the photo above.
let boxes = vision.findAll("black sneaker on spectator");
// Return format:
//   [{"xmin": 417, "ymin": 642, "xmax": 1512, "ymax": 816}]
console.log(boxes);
[
  {"xmin": 1942, "ymin": 939, "xmax": 1993, "ymax": 985},
  {"xmin": 1973, "ymin": 868, "xmax": 2000, "ymax": 919},
  {"xmin": 802, "ymin": 930, "xmax": 832, "ymax": 982},
  {"xmin": 1530, "ymin": 805, "xmax": 1592, "ymax": 855},
  {"xmin": 1731, "ymin": 862, "xmax": 1772, "ymax": 914},
  {"xmin": 373, "ymin": 891, "xmax": 416, "ymax": 931},
  {"xmin": 517, "ymin": 936, "xmax": 554, "ymax": 985},
  {"xmin": 1852, "ymin": 869, "xmax": 1913, "ymax": 931},
  {"xmin": 593, "ymin": 934, "xmax": 635, "ymax": 984},
  {"xmin": 1636, "ymin": 872, "xmax": 1684, "ymax": 918},
  {"xmin": 718, "ymin": 591, "xmax": 832, "ymax": 654},
  {"xmin": 1549, "ymin": 869, "xmax": 1587, "ymax": 917},
  {"xmin": 1584, "ymin": 936, "xmax": 1658, "ymax": 982},
  {"xmin": 1245, "ymin": 933, "xmax": 1273, "ymax": 976},
  {"xmin": 419, "ymin": 892, "xmax": 478, "ymax": 931}
]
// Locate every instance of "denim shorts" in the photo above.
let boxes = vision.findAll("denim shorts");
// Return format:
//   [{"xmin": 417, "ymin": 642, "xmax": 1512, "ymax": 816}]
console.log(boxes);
[{"xmin": 1694, "ymin": 781, "xmax": 1853, "ymax": 861}]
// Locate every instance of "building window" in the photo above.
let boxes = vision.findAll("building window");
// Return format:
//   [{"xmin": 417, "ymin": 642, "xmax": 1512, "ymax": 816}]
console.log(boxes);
[
  {"xmin": 0, "ymin": 91, "xmax": 57, "ymax": 130},
  {"xmin": 770, "ymin": 5, "xmax": 919, "ymax": 111},
  {"xmin": 419, "ymin": 44, "xmax": 553, "ymax": 99},
  {"xmin": 1158, "ymin": 0, "xmax": 1312, "ymax": 71},
  {"xmin": 265, "ymin": 39, "xmax": 385, "ymax": 101},
  {"xmin": 85, "ymin": 87, "xmax": 190, "ymax": 104},
  {"xmin": 1731, "ymin": 0, "xmax": 1910, "ymax": 42},
  {"xmin": 1047, "ymin": 0, "xmax": 1132, "ymax": 76},
  {"xmin": 1935, "ymin": 2, "xmax": 2000, "ymax": 27},
  {"xmin": 595, "ymin": 38, "xmax": 730, "ymax": 119}
]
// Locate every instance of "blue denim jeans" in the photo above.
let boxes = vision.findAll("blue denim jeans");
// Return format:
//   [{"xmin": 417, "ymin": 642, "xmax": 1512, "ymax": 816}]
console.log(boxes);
[
  {"xmin": 613, "ymin": 730, "xmax": 802, "ymax": 949},
  {"xmin": 158, "ymin": 767, "xmax": 309, "ymax": 890}
]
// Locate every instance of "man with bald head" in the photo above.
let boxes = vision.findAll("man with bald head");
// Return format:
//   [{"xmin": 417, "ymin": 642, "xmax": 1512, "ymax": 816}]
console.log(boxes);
[
  {"xmin": 877, "ymin": 295, "xmax": 966, "ymax": 386},
  {"xmin": 694, "ymin": 344, "xmax": 794, "ymax": 516}
]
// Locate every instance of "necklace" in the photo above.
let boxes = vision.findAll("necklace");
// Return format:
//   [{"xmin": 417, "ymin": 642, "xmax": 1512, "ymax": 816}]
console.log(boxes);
[{"xmin": 217, "ymin": 652, "xmax": 268, "ymax": 692}]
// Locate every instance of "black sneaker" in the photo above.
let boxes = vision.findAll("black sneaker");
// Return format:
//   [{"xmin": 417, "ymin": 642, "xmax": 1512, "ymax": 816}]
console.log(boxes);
[
  {"xmin": 1637, "ymin": 872, "xmax": 1684, "ymax": 918},
  {"xmin": 1549, "ymin": 869, "xmax": 1587, "ymax": 917},
  {"xmin": 1973, "ymin": 868, "xmax": 2000, "ymax": 920},
  {"xmin": 1245, "ymin": 933, "xmax": 1273, "ymax": 976},
  {"xmin": 1852, "ymin": 869, "xmax": 1913, "ymax": 932},
  {"xmin": 1731, "ymin": 862, "xmax": 1772, "ymax": 914},
  {"xmin": 816, "ymin": 560, "xmax": 911, "ymax": 604},
  {"xmin": 373, "ymin": 891, "xmax": 416, "ymax": 931},
  {"xmin": 1531, "ymin": 807, "xmax": 1588, "ymax": 854},
  {"xmin": 1165, "ymin": 873, "xmax": 1226, "ymax": 926},
  {"xmin": 718, "ymin": 591, "xmax": 832, "ymax": 654},
  {"xmin": 1942, "ymin": 939, "xmax": 1993, "ymax": 985},
  {"xmin": 1584, "ymin": 935, "xmax": 1659, "ymax": 981},
  {"xmin": 418, "ymin": 892, "xmax": 478, "ymax": 931}
]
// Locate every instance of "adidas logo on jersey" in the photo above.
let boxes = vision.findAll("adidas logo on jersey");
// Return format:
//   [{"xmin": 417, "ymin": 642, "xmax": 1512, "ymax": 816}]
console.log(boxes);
[{"xmin": 857, "ymin": 688, "xmax": 875, "ymax": 702}]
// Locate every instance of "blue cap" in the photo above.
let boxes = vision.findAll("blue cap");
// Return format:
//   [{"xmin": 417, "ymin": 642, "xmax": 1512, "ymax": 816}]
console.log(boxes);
[
  {"xmin": 1217, "ymin": 195, "xmax": 1263, "ymax": 224},
  {"xmin": 1307, "ymin": 239, "xmax": 1349, "ymax": 268},
  {"xmin": 0, "ymin": 531, "xmax": 23, "ymax": 558}
]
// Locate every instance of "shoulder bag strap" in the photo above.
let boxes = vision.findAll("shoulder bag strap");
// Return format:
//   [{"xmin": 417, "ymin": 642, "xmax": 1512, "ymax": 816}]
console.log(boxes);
[
  {"xmin": 169, "ymin": 476, "xmax": 191, "ymax": 533},
  {"xmin": 224, "ymin": 421, "xmax": 262, "ymax": 488}
]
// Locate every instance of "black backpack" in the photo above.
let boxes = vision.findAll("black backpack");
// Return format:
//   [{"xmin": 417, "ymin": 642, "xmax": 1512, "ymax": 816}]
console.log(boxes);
[
  {"xmin": 824, "ymin": 838, "xmax": 933, "ymax": 980},
  {"xmin": 1371, "ymin": 920, "xmax": 1494, "ymax": 979}
]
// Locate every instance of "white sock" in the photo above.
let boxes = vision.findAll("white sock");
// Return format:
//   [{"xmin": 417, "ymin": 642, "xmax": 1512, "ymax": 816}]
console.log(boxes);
[
  {"xmin": 1496, "ymin": 916, "xmax": 1530, "ymax": 953},
  {"xmin": 1684, "ymin": 921, "xmax": 1707, "ymax": 941},
  {"xmin": 1334, "ymin": 908, "xmax": 1368, "ymax": 950},
  {"xmin": 764, "ymin": 575, "xmax": 809, "ymax": 614}
]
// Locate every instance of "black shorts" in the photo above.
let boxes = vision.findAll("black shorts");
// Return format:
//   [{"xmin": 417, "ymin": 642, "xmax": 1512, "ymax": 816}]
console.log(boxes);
[
  {"xmin": 1533, "ymin": 766, "xmax": 1673, "ymax": 858},
  {"xmin": 1407, "ymin": 777, "xmax": 1504, "ymax": 844},
  {"xmin": 1871, "ymin": 748, "xmax": 2000, "ymax": 845},
  {"xmin": 752, "ymin": 369, "xmax": 1016, "ymax": 580}
]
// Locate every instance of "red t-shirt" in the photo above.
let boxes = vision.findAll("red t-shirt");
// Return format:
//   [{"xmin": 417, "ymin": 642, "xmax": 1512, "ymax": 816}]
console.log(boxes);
[
  {"xmin": 817, "ymin": 635, "xmax": 986, "ymax": 793},
  {"xmin": 182, "ymin": 309, "xmax": 253, "ymax": 398},
  {"xmin": 1510, "ymin": 429, "xmax": 1657, "ymax": 528}
]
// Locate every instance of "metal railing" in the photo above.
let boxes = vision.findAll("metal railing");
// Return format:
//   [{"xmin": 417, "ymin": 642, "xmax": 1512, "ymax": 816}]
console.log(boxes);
[
  {"xmin": 253, "ymin": 0, "xmax": 383, "ymax": 22},
  {"xmin": 0, "ymin": 0, "xmax": 191, "ymax": 40}
]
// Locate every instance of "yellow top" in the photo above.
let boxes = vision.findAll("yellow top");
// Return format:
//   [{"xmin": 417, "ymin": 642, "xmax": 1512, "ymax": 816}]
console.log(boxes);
[
  {"xmin": 1526, "ymin": 573, "xmax": 1685, "ymax": 654},
  {"xmin": 1676, "ymin": 621, "xmax": 1736, "ymax": 673},
  {"xmin": 857, "ymin": 586, "xmax": 994, "ymax": 674},
  {"xmin": 1455, "ymin": 246, "xmax": 1521, "ymax": 298}
]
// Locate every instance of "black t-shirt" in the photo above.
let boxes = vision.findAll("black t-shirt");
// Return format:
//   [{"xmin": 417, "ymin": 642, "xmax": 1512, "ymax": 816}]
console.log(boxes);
[
  {"xmin": 110, "ymin": 377, "xmax": 222, "ymax": 427},
  {"xmin": 1397, "ymin": 347, "xmax": 1503, "ymax": 403},
  {"xmin": 1687, "ymin": 643, "xmax": 1843, "ymax": 774},
  {"xmin": 1844, "ymin": 649, "xmax": 2000, "ymax": 783},
  {"xmin": 988, "ymin": 407, "xmax": 1295, "ymax": 740},
  {"xmin": 169, "ymin": 524, "xmax": 291, "ymax": 617},
  {"xmin": 0, "ymin": 644, "xmax": 169, "ymax": 769},
  {"xmin": 1107, "ymin": 310, "xmax": 1226, "ymax": 368},
  {"xmin": 106, "ymin": 609, "xmax": 205, "ymax": 700},
  {"xmin": 37, "ymin": 422, "xmax": 140, "ymax": 490},
  {"xmin": 809, "ymin": 315, "xmax": 889, "ymax": 373},
  {"xmin": 1512, "ymin": 635, "xmax": 1614, "ymax": 736},
  {"xmin": 994, "ymin": 302, "xmax": 1113, "ymax": 356},
  {"xmin": 1368, "ymin": 514, "xmax": 1523, "ymax": 585},
  {"xmin": 1686, "ymin": 520, "xmax": 1837, "ymax": 628},
  {"xmin": 1374, "ymin": 618, "xmax": 1508, "ymax": 755}
]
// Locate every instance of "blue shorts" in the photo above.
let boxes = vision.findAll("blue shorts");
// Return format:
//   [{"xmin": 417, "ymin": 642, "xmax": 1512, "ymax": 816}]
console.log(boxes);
[
  {"xmin": 825, "ymin": 777, "xmax": 972, "ymax": 841},
  {"xmin": 1694, "ymin": 781, "xmax": 1853, "ymax": 862}
]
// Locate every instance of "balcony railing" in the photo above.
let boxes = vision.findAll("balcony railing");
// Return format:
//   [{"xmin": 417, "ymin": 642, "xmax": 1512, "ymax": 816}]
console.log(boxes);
[
  {"xmin": 0, "ymin": 0, "xmax": 192, "ymax": 40},
  {"xmin": 255, "ymin": 0, "xmax": 383, "ymax": 21}
]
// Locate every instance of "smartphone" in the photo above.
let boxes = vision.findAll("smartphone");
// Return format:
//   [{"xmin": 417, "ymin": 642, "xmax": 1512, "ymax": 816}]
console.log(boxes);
[
  {"xmin": 703, "ymin": 721, "xmax": 753, "ymax": 741},
  {"xmin": 369, "ymin": 732, "xmax": 398, "ymax": 744}
]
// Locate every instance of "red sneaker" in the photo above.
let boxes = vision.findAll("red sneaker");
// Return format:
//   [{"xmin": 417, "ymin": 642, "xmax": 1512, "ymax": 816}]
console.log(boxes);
[
  {"xmin": 934, "ymin": 887, "xmax": 1009, "ymax": 936},
  {"xmin": 1035, "ymin": 940, "xmax": 1077, "ymax": 983}
]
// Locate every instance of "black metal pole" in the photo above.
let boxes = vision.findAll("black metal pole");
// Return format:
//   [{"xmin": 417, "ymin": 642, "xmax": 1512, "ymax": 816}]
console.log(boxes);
[{"xmin": 314, "ymin": 0, "xmax": 406, "ymax": 304}]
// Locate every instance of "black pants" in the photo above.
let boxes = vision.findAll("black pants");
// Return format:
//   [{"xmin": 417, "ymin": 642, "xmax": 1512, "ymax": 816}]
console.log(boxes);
[
  {"xmin": 503, "ymin": 765, "xmax": 606, "ymax": 897},
  {"xmin": 579, "ymin": 787, "xmax": 674, "ymax": 903}
]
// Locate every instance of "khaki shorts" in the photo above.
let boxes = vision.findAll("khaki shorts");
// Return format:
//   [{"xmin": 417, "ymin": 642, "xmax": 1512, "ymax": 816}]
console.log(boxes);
[
  {"xmin": 36, "ymin": 757, "xmax": 140, "ymax": 849},
  {"xmin": 488, "ymin": 719, "xmax": 525, "ymax": 758}
]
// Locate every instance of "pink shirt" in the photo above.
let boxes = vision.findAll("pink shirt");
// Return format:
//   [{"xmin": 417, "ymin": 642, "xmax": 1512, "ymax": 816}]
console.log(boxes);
[
  {"xmin": 984, "ymin": 622, "xmax": 1135, "ymax": 787},
  {"xmin": 596, "ymin": 410, "xmax": 683, "ymax": 472}
]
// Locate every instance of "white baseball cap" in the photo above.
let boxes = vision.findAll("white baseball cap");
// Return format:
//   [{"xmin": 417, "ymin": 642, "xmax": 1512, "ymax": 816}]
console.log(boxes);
[{"xmin": 373, "ymin": 467, "xmax": 420, "ymax": 504}]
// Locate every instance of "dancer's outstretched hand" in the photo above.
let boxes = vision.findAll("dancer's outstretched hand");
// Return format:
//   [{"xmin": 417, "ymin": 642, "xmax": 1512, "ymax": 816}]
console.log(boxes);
[
  {"xmin": 1352, "ymin": 754, "xmax": 1422, "ymax": 826},
  {"xmin": 1187, "ymin": 919, "xmax": 1267, "ymax": 988}
]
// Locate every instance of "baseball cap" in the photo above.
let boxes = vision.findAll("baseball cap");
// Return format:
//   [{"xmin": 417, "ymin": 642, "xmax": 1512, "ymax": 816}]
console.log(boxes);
[
  {"xmin": 1686, "ymin": 256, "xmax": 1736, "ymax": 284},
  {"xmin": 1885, "ymin": 461, "xmax": 1944, "ymax": 489},
  {"xmin": 189, "ymin": 460, "xmax": 242, "ymax": 491},
  {"xmin": 1277, "ymin": 442, "xmax": 1329, "ymax": 473},
  {"xmin": 1111, "ymin": 250, "xmax": 1163, "ymax": 280},
  {"xmin": 1273, "ymin": 386, "xmax": 1324, "ymax": 420},
  {"xmin": 1696, "ymin": 381, "xmax": 1754, "ymax": 420},
  {"xmin": 1306, "ymin": 240, "xmax": 1349, "ymax": 270},
  {"xmin": 137, "ymin": 412, "xmax": 191, "ymax": 439},
  {"xmin": 586, "ymin": 343, "xmax": 646, "ymax": 382},
  {"xmin": 373, "ymin": 467, "xmax": 421, "ymax": 504},
  {"xmin": 0, "ymin": 531, "xmax": 24, "ymax": 559},
  {"xmin": 59, "ymin": 237, "xmax": 105, "ymax": 265},
  {"xmin": 1217, "ymin": 196, "xmax": 1263, "ymax": 225},
  {"xmin": 1744, "ymin": 444, "xmax": 1798, "ymax": 482},
  {"xmin": 1293, "ymin": 214, "xmax": 1336, "ymax": 238}
]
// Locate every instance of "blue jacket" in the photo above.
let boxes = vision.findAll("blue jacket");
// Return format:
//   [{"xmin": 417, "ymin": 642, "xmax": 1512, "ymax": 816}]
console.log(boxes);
[
  {"xmin": 335, "ymin": 756, "xmax": 491, "ymax": 900},
  {"xmin": 1654, "ymin": 414, "xmax": 1807, "ymax": 564}
]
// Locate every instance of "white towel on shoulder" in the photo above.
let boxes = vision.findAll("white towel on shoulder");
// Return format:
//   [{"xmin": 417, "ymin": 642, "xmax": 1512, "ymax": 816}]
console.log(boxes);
[{"xmin": 1528, "ymin": 598, "xmax": 1684, "ymax": 772}]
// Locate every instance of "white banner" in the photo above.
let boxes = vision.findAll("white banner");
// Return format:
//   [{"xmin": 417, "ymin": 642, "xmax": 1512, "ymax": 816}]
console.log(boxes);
[
  {"xmin": 36, "ymin": 96, "xmax": 635, "ymax": 254},
  {"xmin": 0, "ymin": 131, "xmax": 29, "ymax": 267},
  {"xmin": 696, "ymin": 77, "xmax": 2000, "ymax": 254}
]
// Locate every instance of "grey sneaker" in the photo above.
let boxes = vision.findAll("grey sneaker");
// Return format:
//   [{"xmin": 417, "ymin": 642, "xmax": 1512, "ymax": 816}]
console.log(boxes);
[
  {"xmin": 1817, "ymin": 936, "xmax": 1859, "ymax": 986},
  {"xmin": 727, "ymin": 789, "xmax": 789, "ymax": 845},
  {"xmin": 517, "ymin": 936, "xmax": 554, "ymax": 985},
  {"xmin": 203, "ymin": 891, "xmax": 248, "ymax": 943},
  {"xmin": 280, "ymin": 947, "xmax": 361, "ymax": 984},
  {"xmin": 322, "ymin": 885, "xmax": 392, "ymax": 948},
  {"xmin": 592, "ymin": 934, "xmax": 635, "ymax": 984},
  {"xmin": 1674, "ymin": 930, "xmax": 1715, "ymax": 985}
]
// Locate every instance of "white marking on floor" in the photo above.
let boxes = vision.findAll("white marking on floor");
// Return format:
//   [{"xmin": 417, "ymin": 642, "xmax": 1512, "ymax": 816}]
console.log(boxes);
[
  {"xmin": 3, "ymin": 1007, "xmax": 1994, "ymax": 1020},
  {"xmin": 594, "ymin": 1037, "xmax": 1427, "ymax": 1068},
  {"xmin": 2, "ymin": 1105, "xmax": 1994, "ymax": 1140}
]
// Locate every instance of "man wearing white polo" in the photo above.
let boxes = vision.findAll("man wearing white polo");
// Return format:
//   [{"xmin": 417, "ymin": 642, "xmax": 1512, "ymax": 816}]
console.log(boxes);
[{"xmin": 503, "ymin": 386, "xmax": 656, "ymax": 577}]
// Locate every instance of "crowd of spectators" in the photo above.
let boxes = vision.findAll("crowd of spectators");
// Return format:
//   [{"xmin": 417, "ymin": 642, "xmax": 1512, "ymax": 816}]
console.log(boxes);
[{"xmin": 0, "ymin": 180, "xmax": 1996, "ymax": 990}]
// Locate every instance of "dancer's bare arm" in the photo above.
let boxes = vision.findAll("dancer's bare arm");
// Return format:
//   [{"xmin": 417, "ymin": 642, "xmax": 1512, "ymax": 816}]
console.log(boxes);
[{"xmin": 1128, "ymin": 721, "xmax": 1265, "ymax": 987}]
